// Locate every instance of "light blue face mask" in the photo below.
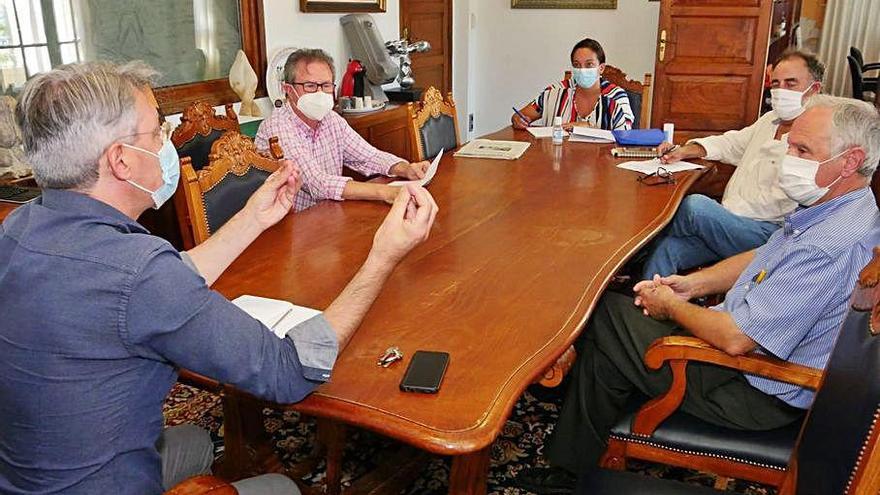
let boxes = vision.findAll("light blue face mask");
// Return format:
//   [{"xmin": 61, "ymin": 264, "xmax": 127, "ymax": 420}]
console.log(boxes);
[
  {"xmin": 124, "ymin": 139, "xmax": 180, "ymax": 209},
  {"xmin": 572, "ymin": 67, "xmax": 600, "ymax": 89}
]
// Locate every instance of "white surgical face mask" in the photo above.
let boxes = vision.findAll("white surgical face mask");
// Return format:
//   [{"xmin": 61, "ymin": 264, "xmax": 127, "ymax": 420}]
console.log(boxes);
[
  {"xmin": 778, "ymin": 148, "xmax": 848, "ymax": 206},
  {"xmin": 571, "ymin": 67, "xmax": 599, "ymax": 89},
  {"xmin": 125, "ymin": 139, "xmax": 180, "ymax": 210},
  {"xmin": 293, "ymin": 86, "xmax": 334, "ymax": 121},
  {"xmin": 770, "ymin": 84, "xmax": 813, "ymax": 121}
]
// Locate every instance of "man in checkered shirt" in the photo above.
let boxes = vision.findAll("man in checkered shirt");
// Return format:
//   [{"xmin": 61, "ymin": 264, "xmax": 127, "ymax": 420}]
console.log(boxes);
[{"xmin": 257, "ymin": 48, "xmax": 430, "ymax": 212}]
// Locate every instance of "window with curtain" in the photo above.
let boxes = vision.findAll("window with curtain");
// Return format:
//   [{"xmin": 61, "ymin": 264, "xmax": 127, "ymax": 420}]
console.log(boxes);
[
  {"xmin": 0, "ymin": 0, "xmax": 242, "ymax": 95},
  {"xmin": 818, "ymin": 0, "xmax": 880, "ymax": 97}
]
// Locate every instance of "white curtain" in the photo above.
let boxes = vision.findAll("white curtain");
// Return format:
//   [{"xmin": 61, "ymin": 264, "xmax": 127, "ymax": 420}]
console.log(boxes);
[{"xmin": 818, "ymin": 0, "xmax": 880, "ymax": 97}]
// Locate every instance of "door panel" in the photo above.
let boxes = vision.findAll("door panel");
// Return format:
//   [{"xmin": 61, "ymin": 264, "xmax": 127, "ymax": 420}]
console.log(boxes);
[
  {"xmin": 651, "ymin": 0, "xmax": 772, "ymax": 139},
  {"xmin": 400, "ymin": 0, "xmax": 452, "ymax": 95}
]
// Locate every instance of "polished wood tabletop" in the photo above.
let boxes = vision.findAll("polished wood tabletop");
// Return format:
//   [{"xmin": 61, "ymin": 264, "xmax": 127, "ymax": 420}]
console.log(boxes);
[
  {"xmin": 212, "ymin": 127, "xmax": 702, "ymax": 458},
  {"xmin": 0, "ymin": 202, "xmax": 18, "ymax": 223}
]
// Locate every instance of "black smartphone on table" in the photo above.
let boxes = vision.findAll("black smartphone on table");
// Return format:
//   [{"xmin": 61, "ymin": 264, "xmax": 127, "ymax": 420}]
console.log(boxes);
[{"xmin": 399, "ymin": 351, "xmax": 449, "ymax": 394}]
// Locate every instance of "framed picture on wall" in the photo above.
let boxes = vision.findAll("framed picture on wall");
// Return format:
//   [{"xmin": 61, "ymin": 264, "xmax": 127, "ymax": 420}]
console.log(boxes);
[
  {"xmin": 511, "ymin": 0, "xmax": 617, "ymax": 8},
  {"xmin": 300, "ymin": 0, "xmax": 386, "ymax": 13}
]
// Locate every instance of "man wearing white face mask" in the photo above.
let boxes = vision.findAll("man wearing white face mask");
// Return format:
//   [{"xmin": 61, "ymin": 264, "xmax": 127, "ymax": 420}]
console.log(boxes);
[
  {"xmin": 642, "ymin": 50, "xmax": 825, "ymax": 280},
  {"xmin": 0, "ymin": 61, "xmax": 438, "ymax": 494},
  {"xmin": 518, "ymin": 94, "xmax": 880, "ymax": 493},
  {"xmin": 256, "ymin": 48, "xmax": 431, "ymax": 212}
]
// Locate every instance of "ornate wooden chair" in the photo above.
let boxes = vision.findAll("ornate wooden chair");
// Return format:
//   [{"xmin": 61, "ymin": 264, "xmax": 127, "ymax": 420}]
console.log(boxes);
[
  {"xmin": 180, "ymin": 132, "xmax": 283, "ymax": 246},
  {"xmin": 406, "ymin": 86, "xmax": 460, "ymax": 161},
  {"xmin": 172, "ymin": 102, "xmax": 241, "ymax": 171},
  {"xmin": 170, "ymin": 102, "xmax": 240, "ymax": 249},
  {"xmin": 602, "ymin": 65, "xmax": 652, "ymax": 130},
  {"xmin": 597, "ymin": 249, "xmax": 880, "ymax": 490},
  {"xmin": 579, "ymin": 247, "xmax": 880, "ymax": 494}
]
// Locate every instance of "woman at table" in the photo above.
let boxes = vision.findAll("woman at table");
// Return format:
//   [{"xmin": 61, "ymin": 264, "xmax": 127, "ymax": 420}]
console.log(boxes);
[{"xmin": 511, "ymin": 38, "xmax": 634, "ymax": 131}]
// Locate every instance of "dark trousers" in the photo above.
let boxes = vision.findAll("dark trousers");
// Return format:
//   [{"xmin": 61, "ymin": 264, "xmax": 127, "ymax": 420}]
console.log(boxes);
[{"xmin": 545, "ymin": 292, "xmax": 803, "ymax": 474}]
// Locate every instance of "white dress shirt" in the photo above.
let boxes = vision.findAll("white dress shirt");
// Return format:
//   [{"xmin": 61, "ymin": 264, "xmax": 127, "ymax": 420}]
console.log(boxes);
[{"xmin": 691, "ymin": 111, "xmax": 797, "ymax": 224}]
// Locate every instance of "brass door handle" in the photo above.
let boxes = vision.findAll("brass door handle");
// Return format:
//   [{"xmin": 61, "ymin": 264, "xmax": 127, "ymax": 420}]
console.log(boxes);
[
  {"xmin": 659, "ymin": 30, "xmax": 667, "ymax": 62},
  {"xmin": 403, "ymin": 26, "xmax": 409, "ymax": 41}
]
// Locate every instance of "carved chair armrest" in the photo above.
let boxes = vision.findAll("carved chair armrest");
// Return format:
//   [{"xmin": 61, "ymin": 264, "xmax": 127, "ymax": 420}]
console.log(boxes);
[
  {"xmin": 630, "ymin": 336, "xmax": 822, "ymax": 437},
  {"xmin": 164, "ymin": 475, "xmax": 237, "ymax": 494}
]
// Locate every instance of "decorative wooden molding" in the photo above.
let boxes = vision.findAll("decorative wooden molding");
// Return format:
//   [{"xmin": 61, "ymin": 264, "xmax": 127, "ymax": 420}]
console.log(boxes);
[
  {"xmin": 602, "ymin": 65, "xmax": 653, "ymax": 128},
  {"xmin": 171, "ymin": 102, "xmax": 240, "ymax": 148},
  {"xmin": 155, "ymin": 0, "xmax": 266, "ymax": 115},
  {"xmin": 405, "ymin": 86, "xmax": 460, "ymax": 161},
  {"xmin": 181, "ymin": 133, "xmax": 284, "ymax": 245},
  {"xmin": 536, "ymin": 345, "xmax": 576, "ymax": 388}
]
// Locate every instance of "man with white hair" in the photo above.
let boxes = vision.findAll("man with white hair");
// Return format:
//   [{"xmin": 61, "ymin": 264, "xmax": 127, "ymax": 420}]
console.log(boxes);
[
  {"xmin": 519, "ymin": 95, "xmax": 880, "ymax": 493},
  {"xmin": 0, "ymin": 61, "xmax": 438, "ymax": 494}
]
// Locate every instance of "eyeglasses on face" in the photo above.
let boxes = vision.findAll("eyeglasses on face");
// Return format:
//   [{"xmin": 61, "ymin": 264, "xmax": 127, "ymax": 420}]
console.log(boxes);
[
  {"xmin": 637, "ymin": 167, "xmax": 675, "ymax": 186},
  {"xmin": 290, "ymin": 81, "xmax": 336, "ymax": 94}
]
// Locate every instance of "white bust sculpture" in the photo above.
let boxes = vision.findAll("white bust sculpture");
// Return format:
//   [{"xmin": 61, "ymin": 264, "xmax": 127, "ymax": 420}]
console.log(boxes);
[{"xmin": 229, "ymin": 50, "xmax": 261, "ymax": 117}]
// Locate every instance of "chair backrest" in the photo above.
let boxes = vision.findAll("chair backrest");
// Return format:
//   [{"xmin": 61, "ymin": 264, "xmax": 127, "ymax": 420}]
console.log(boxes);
[
  {"xmin": 171, "ymin": 102, "xmax": 240, "ymax": 172},
  {"xmin": 406, "ymin": 86, "xmax": 459, "ymax": 161},
  {"xmin": 782, "ymin": 247, "xmax": 880, "ymax": 494},
  {"xmin": 180, "ymin": 132, "xmax": 283, "ymax": 245},
  {"xmin": 601, "ymin": 65, "xmax": 652, "ymax": 130},
  {"xmin": 851, "ymin": 46, "xmax": 865, "ymax": 70},
  {"xmin": 848, "ymin": 55, "xmax": 865, "ymax": 101}
]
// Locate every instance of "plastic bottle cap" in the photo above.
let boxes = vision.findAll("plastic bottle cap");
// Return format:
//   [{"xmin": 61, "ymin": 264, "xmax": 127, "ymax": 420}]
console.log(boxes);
[{"xmin": 553, "ymin": 116, "xmax": 563, "ymax": 126}]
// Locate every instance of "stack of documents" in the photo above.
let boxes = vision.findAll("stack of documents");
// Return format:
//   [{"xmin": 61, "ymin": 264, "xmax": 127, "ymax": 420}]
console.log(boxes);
[
  {"xmin": 616, "ymin": 158, "xmax": 704, "ymax": 174},
  {"xmin": 454, "ymin": 139, "xmax": 531, "ymax": 160},
  {"xmin": 526, "ymin": 127, "xmax": 569, "ymax": 139},
  {"xmin": 390, "ymin": 149, "xmax": 444, "ymax": 187},
  {"xmin": 232, "ymin": 295, "xmax": 321, "ymax": 339},
  {"xmin": 568, "ymin": 127, "xmax": 615, "ymax": 143}
]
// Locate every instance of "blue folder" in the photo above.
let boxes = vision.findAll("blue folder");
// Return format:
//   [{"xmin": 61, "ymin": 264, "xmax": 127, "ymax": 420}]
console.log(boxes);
[{"xmin": 612, "ymin": 129, "xmax": 667, "ymax": 146}]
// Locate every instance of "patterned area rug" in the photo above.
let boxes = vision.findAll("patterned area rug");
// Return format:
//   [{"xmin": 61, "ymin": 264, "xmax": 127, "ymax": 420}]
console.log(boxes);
[{"xmin": 163, "ymin": 382, "xmax": 774, "ymax": 494}]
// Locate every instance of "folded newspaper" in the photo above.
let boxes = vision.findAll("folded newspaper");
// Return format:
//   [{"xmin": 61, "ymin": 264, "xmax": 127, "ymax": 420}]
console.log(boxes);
[{"xmin": 453, "ymin": 139, "xmax": 530, "ymax": 160}]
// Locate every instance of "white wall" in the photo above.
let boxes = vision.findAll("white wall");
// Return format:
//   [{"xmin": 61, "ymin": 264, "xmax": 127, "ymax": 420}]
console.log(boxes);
[
  {"xmin": 262, "ymin": 0, "xmax": 400, "ymax": 81},
  {"xmin": 467, "ymin": 0, "xmax": 660, "ymax": 136}
]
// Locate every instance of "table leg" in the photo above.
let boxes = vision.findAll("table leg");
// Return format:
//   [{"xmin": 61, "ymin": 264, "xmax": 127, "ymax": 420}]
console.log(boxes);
[
  {"xmin": 448, "ymin": 447, "xmax": 491, "ymax": 495},
  {"xmin": 213, "ymin": 388, "xmax": 283, "ymax": 480},
  {"xmin": 317, "ymin": 418, "xmax": 347, "ymax": 495}
]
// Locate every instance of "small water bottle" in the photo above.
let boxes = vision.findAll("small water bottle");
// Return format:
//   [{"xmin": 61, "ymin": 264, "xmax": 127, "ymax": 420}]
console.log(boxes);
[
  {"xmin": 552, "ymin": 116, "xmax": 564, "ymax": 145},
  {"xmin": 663, "ymin": 122, "xmax": 675, "ymax": 144}
]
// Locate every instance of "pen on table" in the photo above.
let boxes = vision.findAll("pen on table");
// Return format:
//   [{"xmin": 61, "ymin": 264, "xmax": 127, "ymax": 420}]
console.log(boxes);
[
  {"xmin": 659, "ymin": 144, "xmax": 679, "ymax": 159},
  {"xmin": 512, "ymin": 107, "xmax": 531, "ymax": 126},
  {"xmin": 270, "ymin": 307, "xmax": 294, "ymax": 331}
]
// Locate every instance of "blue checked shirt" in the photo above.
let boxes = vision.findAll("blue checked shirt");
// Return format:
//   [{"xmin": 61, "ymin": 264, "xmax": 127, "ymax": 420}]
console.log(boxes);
[
  {"xmin": 716, "ymin": 187, "xmax": 880, "ymax": 409},
  {"xmin": 0, "ymin": 189, "xmax": 338, "ymax": 494}
]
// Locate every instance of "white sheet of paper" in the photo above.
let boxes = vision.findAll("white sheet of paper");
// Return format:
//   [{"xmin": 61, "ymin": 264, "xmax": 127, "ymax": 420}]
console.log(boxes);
[
  {"xmin": 569, "ymin": 126, "xmax": 615, "ymax": 143},
  {"xmin": 616, "ymin": 158, "xmax": 704, "ymax": 174},
  {"xmin": 232, "ymin": 295, "xmax": 322, "ymax": 339},
  {"xmin": 526, "ymin": 127, "xmax": 569, "ymax": 138},
  {"xmin": 389, "ymin": 148, "xmax": 444, "ymax": 187}
]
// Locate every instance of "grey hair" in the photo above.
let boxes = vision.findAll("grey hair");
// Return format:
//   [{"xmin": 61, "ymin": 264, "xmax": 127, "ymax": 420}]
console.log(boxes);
[
  {"xmin": 283, "ymin": 48, "xmax": 335, "ymax": 85},
  {"xmin": 16, "ymin": 61, "xmax": 159, "ymax": 190},
  {"xmin": 805, "ymin": 94, "xmax": 880, "ymax": 177}
]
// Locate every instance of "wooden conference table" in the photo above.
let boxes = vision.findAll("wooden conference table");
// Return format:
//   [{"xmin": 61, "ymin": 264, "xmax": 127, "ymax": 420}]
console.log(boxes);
[
  {"xmin": 0, "ymin": 202, "xmax": 16, "ymax": 223},
  {"xmin": 212, "ymin": 127, "xmax": 704, "ymax": 494}
]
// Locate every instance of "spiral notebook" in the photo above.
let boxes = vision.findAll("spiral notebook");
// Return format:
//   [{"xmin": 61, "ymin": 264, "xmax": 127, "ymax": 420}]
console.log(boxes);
[{"xmin": 611, "ymin": 147, "xmax": 660, "ymax": 159}]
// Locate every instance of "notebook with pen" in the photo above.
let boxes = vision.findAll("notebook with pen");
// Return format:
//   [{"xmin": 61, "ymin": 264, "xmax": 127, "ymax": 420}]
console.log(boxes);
[{"xmin": 232, "ymin": 295, "xmax": 321, "ymax": 339}]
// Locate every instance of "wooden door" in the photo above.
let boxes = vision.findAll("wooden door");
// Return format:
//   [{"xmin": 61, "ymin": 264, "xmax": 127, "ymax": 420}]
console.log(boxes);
[
  {"xmin": 650, "ymin": 0, "xmax": 773, "ymax": 141},
  {"xmin": 400, "ymin": 0, "xmax": 452, "ymax": 95}
]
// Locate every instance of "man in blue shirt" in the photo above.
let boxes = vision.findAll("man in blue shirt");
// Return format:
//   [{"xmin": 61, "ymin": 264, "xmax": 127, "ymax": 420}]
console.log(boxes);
[
  {"xmin": 0, "ymin": 61, "xmax": 438, "ymax": 494},
  {"xmin": 518, "ymin": 95, "xmax": 880, "ymax": 493}
]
